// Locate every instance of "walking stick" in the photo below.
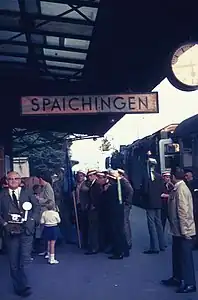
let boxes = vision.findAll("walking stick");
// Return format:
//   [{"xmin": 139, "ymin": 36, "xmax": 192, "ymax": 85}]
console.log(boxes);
[{"xmin": 72, "ymin": 191, "xmax": 82, "ymax": 249}]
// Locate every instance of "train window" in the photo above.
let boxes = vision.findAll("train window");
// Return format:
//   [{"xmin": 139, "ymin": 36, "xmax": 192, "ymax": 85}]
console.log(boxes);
[
  {"xmin": 165, "ymin": 156, "xmax": 173, "ymax": 169},
  {"xmin": 164, "ymin": 143, "xmax": 180, "ymax": 154},
  {"xmin": 165, "ymin": 154, "xmax": 180, "ymax": 169}
]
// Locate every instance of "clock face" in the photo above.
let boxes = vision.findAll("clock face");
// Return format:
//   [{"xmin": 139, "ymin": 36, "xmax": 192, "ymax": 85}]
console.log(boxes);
[{"xmin": 171, "ymin": 43, "xmax": 198, "ymax": 88}]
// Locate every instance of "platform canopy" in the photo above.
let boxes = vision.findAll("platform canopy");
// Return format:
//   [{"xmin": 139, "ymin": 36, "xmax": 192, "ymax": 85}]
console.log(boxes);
[{"xmin": 0, "ymin": 1, "xmax": 198, "ymax": 135}]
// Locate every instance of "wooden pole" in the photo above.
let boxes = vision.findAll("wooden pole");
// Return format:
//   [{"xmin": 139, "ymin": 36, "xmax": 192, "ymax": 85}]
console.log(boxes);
[{"xmin": 72, "ymin": 191, "xmax": 82, "ymax": 249}]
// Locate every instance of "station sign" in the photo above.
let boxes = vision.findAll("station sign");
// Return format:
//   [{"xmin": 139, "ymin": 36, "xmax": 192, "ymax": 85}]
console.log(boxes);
[{"xmin": 21, "ymin": 92, "xmax": 159, "ymax": 115}]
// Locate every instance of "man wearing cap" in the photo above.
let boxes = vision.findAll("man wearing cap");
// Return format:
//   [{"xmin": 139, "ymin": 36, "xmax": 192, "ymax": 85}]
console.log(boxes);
[
  {"xmin": 106, "ymin": 170, "xmax": 129, "ymax": 259},
  {"xmin": 117, "ymin": 169, "xmax": 134, "ymax": 250},
  {"xmin": 85, "ymin": 170, "xmax": 102, "ymax": 255}
]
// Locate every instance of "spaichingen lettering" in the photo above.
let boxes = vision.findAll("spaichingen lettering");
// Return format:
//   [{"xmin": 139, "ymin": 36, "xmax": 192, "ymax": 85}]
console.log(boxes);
[{"xmin": 30, "ymin": 96, "xmax": 151, "ymax": 112}]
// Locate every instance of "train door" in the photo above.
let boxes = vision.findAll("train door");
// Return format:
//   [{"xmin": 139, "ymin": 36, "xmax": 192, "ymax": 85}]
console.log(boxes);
[{"xmin": 159, "ymin": 138, "xmax": 180, "ymax": 173}]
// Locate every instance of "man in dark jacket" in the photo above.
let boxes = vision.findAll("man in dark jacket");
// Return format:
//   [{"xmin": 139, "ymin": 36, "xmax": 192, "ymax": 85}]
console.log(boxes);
[
  {"xmin": 143, "ymin": 159, "xmax": 165, "ymax": 254},
  {"xmin": 117, "ymin": 169, "xmax": 134, "ymax": 249},
  {"xmin": 0, "ymin": 171, "xmax": 40, "ymax": 297},
  {"xmin": 85, "ymin": 169, "xmax": 102, "ymax": 255},
  {"xmin": 106, "ymin": 170, "xmax": 129, "ymax": 259}
]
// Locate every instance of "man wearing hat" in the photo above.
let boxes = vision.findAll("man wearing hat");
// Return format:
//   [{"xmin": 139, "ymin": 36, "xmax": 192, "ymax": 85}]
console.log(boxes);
[
  {"xmin": 85, "ymin": 170, "xmax": 102, "ymax": 255},
  {"xmin": 117, "ymin": 169, "xmax": 134, "ymax": 250},
  {"xmin": 106, "ymin": 170, "xmax": 129, "ymax": 259}
]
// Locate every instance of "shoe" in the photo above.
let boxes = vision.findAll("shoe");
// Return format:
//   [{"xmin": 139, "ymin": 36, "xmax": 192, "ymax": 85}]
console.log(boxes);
[
  {"xmin": 15, "ymin": 288, "xmax": 32, "ymax": 297},
  {"xmin": 45, "ymin": 254, "xmax": 49, "ymax": 259},
  {"xmin": 49, "ymin": 259, "xmax": 59, "ymax": 264},
  {"xmin": 143, "ymin": 250, "xmax": 159, "ymax": 254},
  {"xmin": 108, "ymin": 255, "xmax": 123, "ymax": 260},
  {"xmin": 176, "ymin": 285, "xmax": 196, "ymax": 293},
  {"xmin": 161, "ymin": 277, "xmax": 181, "ymax": 287}
]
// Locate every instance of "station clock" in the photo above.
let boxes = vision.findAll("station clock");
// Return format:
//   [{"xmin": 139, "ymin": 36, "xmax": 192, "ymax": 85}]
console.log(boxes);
[{"xmin": 167, "ymin": 42, "xmax": 198, "ymax": 91}]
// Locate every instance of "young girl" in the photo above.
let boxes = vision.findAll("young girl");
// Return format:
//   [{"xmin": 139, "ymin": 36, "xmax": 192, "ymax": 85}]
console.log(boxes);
[{"xmin": 40, "ymin": 200, "xmax": 61, "ymax": 264}]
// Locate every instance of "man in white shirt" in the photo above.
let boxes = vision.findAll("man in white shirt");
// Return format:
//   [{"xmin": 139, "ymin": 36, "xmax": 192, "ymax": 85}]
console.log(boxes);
[{"xmin": 0, "ymin": 171, "xmax": 40, "ymax": 297}]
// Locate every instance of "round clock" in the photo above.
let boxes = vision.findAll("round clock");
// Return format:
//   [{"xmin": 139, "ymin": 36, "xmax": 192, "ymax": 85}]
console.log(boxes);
[{"xmin": 167, "ymin": 42, "xmax": 198, "ymax": 91}]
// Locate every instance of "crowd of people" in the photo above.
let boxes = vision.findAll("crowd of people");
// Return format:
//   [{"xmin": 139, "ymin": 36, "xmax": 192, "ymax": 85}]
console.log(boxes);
[{"xmin": 0, "ymin": 160, "xmax": 198, "ymax": 296}]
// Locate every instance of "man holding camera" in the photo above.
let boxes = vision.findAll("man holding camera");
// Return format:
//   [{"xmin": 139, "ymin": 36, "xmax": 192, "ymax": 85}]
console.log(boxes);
[{"xmin": 0, "ymin": 171, "xmax": 40, "ymax": 297}]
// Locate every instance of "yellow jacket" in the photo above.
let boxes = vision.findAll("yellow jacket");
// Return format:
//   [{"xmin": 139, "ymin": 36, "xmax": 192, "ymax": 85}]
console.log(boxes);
[{"xmin": 168, "ymin": 180, "xmax": 196, "ymax": 237}]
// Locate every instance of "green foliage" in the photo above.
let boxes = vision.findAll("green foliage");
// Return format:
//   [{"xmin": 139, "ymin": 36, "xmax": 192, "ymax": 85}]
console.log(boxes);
[{"xmin": 12, "ymin": 129, "xmax": 68, "ymax": 175}]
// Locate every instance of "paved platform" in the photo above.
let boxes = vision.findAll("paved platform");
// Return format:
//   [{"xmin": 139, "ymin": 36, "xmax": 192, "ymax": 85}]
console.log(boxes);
[{"xmin": 0, "ymin": 207, "xmax": 198, "ymax": 300}]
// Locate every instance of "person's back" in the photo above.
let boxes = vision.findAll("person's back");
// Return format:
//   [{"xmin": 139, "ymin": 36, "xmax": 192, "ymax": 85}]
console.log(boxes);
[
  {"xmin": 146, "ymin": 172, "xmax": 164, "ymax": 209},
  {"xmin": 40, "ymin": 200, "xmax": 61, "ymax": 264},
  {"xmin": 143, "ymin": 169, "xmax": 165, "ymax": 254},
  {"xmin": 41, "ymin": 210, "xmax": 60, "ymax": 227}
]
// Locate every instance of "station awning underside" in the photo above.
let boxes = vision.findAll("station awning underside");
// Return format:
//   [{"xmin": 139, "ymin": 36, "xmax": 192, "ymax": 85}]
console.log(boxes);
[{"xmin": 0, "ymin": 1, "xmax": 198, "ymax": 135}]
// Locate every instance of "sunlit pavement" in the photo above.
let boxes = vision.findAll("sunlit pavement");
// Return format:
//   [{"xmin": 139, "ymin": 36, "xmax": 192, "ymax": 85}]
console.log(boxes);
[{"xmin": 1, "ymin": 206, "xmax": 198, "ymax": 300}]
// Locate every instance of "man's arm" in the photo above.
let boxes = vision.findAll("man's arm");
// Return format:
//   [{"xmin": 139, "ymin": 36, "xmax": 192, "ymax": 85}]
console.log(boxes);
[{"xmin": 121, "ymin": 178, "xmax": 134, "ymax": 205}]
